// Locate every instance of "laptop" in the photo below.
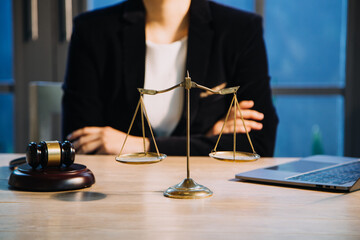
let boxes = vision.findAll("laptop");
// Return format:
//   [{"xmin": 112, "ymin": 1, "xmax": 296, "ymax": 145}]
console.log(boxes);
[{"xmin": 235, "ymin": 155, "xmax": 360, "ymax": 192}]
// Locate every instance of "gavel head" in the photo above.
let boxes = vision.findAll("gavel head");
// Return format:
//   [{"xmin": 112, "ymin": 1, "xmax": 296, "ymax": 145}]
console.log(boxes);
[{"xmin": 26, "ymin": 140, "xmax": 75, "ymax": 169}]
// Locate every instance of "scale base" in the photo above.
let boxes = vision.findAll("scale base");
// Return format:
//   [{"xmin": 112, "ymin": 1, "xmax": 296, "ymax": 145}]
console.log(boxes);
[{"xmin": 163, "ymin": 178, "xmax": 213, "ymax": 199}]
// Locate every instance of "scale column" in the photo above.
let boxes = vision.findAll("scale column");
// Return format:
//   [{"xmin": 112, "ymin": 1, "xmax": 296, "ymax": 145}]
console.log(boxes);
[
  {"xmin": 185, "ymin": 72, "xmax": 192, "ymax": 179},
  {"xmin": 163, "ymin": 72, "xmax": 213, "ymax": 199}
]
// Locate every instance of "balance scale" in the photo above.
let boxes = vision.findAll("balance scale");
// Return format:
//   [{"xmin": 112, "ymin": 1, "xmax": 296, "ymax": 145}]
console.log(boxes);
[{"xmin": 115, "ymin": 72, "xmax": 260, "ymax": 199}]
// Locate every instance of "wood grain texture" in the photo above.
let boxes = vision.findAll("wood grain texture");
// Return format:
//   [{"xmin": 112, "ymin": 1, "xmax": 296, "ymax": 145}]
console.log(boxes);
[{"xmin": 0, "ymin": 154, "xmax": 359, "ymax": 240}]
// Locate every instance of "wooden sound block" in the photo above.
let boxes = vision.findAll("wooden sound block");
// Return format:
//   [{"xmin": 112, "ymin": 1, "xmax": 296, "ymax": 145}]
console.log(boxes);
[{"xmin": 8, "ymin": 163, "xmax": 95, "ymax": 191}]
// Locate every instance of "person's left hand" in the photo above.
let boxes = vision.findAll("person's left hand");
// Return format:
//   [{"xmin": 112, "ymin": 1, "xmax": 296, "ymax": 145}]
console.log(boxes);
[
  {"xmin": 206, "ymin": 100, "xmax": 264, "ymax": 136},
  {"xmin": 67, "ymin": 126, "xmax": 149, "ymax": 154}
]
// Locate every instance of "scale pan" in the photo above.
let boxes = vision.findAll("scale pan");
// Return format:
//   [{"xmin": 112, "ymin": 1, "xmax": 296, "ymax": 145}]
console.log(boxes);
[
  {"xmin": 209, "ymin": 151, "xmax": 260, "ymax": 162},
  {"xmin": 116, "ymin": 152, "xmax": 166, "ymax": 164}
]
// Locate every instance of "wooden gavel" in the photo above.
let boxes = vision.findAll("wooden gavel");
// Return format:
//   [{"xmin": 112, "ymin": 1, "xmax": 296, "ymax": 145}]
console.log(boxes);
[{"xmin": 26, "ymin": 140, "xmax": 75, "ymax": 168}]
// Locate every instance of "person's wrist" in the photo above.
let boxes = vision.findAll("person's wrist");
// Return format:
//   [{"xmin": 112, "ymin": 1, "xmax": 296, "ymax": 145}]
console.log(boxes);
[
  {"xmin": 144, "ymin": 138, "xmax": 150, "ymax": 152},
  {"xmin": 135, "ymin": 136, "xmax": 150, "ymax": 152}
]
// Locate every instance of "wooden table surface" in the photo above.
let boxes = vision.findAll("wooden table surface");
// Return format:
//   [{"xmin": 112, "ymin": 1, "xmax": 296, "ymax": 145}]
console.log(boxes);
[{"xmin": 0, "ymin": 154, "xmax": 359, "ymax": 240}]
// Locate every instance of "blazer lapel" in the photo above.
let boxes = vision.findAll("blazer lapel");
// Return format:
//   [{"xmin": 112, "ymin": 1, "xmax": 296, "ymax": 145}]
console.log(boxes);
[
  {"xmin": 121, "ymin": 0, "xmax": 146, "ymax": 134},
  {"xmin": 122, "ymin": 0, "xmax": 146, "ymax": 117},
  {"xmin": 186, "ymin": 0, "xmax": 214, "ymax": 123},
  {"xmin": 172, "ymin": 0, "xmax": 214, "ymax": 135}
]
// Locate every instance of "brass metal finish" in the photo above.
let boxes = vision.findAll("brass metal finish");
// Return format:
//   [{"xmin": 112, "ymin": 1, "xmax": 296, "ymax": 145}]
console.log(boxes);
[
  {"xmin": 140, "ymin": 96, "xmax": 161, "ymax": 156},
  {"xmin": 116, "ymin": 71, "xmax": 260, "ymax": 198},
  {"xmin": 116, "ymin": 96, "xmax": 164, "ymax": 164},
  {"xmin": 141, "ymin": 94, "xmax": 146, "ymax": 153},
  {"xmin": 210, "ymin": 93, "xmax": 259, "ymax": 161},
  {"xmin": 233, "ymin": 93, "xmax": 237, "ymax": 160},
  {"xmin": 186, "ymin": 88, "xmax": 190, "ymax": 179},
  {"xmin": 118, "ymin": 99, "xmax": 141, "ymax": 156},
  {"xmin": 209, "ymin": 151, "xmax": 260, "ymax": 162},
  {"xmin": 234, "ymin": 97, "xmax": 257, "ymax": 154},
  {"xmin": 138, "ymin": 82, "xmax": 183, "ymax": 95},
  {"xmin": 164, "ymin": 178, "xmax": 213, "ymax": 199},
  {"xmin": 212, "ymin": 96, "xmax": 236, "ymax": 152},
  {"xmin": 219, "ymin": 86, "xmax": 239, "ymax": 95},
  {"xmin": 193, "ymin": 82, "xmax": 239, "ymax": 95},
  {"xmin": 185, "ymin": 71, "xmax": 192, "ymax": 89},
  {"xmin": 116, "ymin": 152, "xmax": 166, "ymax": 164},
  {"xmin": 46, "ymin": 141, "xmax": 61, "ymax": 167}
]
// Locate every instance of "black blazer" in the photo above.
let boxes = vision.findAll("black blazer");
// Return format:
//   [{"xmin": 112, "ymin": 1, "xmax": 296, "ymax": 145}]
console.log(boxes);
[{"xmin": 62, "ymin": 0, "xmax": 279, "ymax": 156}]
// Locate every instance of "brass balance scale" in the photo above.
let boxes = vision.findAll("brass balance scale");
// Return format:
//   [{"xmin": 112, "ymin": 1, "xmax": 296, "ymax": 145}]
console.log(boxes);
[{"xmin": 115, "ymin": 72, "xmax": 260, "ymax": 199}]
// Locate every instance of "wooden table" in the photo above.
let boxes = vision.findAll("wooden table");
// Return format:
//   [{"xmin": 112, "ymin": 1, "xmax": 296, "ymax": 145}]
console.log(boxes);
[{"xmin": 0, "ymin": 154, "xmax": 359, "ymax": 240}]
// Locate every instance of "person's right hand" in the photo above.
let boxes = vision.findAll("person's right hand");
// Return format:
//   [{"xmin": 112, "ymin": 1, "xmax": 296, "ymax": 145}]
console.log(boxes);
[{"xmin": 67, "ymin": 126, "xmax": 149, "ymax": 155}]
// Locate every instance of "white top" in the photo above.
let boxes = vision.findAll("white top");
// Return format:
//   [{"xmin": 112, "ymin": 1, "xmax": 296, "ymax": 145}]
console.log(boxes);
[{"xmin": 143, "ymin": 37, "xmax": 188, "ymax": 137}]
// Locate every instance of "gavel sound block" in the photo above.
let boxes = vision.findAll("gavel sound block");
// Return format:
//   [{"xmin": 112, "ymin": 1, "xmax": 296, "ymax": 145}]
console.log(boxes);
[{"xmin": 8, "ymin": 141, "xmax": 95, "ymax": 191}]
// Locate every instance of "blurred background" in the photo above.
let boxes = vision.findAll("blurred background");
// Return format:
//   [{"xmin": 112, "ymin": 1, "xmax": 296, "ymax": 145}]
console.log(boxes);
[{"xmin": 0, "ymin": 0, "xmax": 359, "ymax": 157}]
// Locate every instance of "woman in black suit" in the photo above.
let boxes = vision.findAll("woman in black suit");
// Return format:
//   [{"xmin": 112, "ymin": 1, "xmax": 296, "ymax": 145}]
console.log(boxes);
[{"xmin": 62, "ymin": 0, "xmax": 278, "ymax": 156}]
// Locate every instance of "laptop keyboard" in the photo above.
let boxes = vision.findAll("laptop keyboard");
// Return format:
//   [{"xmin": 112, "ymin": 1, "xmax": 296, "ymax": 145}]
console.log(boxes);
[{"xmin": 287, "ymin": 161, "xmax": 360, "ymax": 185}]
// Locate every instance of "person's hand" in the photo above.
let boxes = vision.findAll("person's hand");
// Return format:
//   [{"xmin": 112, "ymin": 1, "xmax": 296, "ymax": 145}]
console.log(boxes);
[
  {"xmin": 67, "ymin": 126, "xmax": 149, "ymax": 154},
  {"xmin": 206, "ymin": 100, "xmax": 264, "ymax": 136}
]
